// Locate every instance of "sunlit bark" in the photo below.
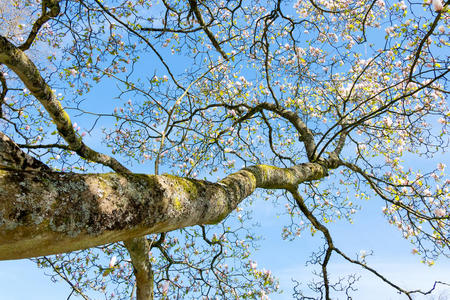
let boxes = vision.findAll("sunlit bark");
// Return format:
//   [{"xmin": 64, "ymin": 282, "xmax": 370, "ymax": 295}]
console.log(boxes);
[{"xmin": 0, "ymin": 161, "xmax": 327, "ymax": 260}]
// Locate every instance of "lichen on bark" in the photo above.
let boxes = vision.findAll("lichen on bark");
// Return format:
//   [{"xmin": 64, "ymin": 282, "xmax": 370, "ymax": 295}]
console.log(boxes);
[{"xmin": 0, "ymin": 160, "xmax": 328, "ymax": 260}]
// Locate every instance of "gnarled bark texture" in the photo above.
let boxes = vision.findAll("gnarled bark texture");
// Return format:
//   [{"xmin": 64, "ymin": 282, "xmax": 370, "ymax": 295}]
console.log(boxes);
[{"xmin": 0, "ymin": 163, "xmax": 327, "ymax": 260}]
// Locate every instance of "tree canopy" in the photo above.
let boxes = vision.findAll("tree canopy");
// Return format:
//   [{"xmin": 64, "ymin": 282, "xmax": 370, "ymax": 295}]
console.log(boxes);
[{"xmin": 0, "ymin": 0, "xmax": 449, "ymax": 299}]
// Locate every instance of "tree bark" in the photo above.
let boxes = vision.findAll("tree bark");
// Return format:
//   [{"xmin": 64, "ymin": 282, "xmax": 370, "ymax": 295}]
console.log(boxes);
[
  {"xmin": 0, "ymin": 163, "xmax": 327, "ymax": 260},
  {"xmin": 124, "ymin": 237, "xmax": 154, "ymax": 300}
]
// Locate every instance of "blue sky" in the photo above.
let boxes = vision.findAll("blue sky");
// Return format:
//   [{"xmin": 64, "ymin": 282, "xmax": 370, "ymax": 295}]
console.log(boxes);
[
  {"xmin": 1, "ymin": 54, "xmax": 449, "ymax": 300},
  {"xmin": 251, "ymin": 198, "xmax": 450, "ymax": 299},
  {"xmin": 1, "ymin": 1, "xmax": 449, "ymax": 299},
  {"xmin": 1, "ymin": 139, "xmax": 449, "ymax": 299},
  {"xmin": 1, "ymin": 194, "xmax": 449, "ymax": 299}
]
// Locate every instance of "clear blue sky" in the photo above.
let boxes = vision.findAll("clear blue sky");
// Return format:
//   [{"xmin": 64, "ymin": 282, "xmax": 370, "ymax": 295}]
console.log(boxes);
[
  {"xmin": 1, "ymin": 196, "xmax": 449, "ymax": 299},
  {"xmin": 1, "ymin": 58, "xmax": 449, "ymax": 300},
  {"xmin": 1, "ymin": 2, "xmax": 449, "ymax": 298},
  {"xmin": 1, "ymin": 135, "xmax": 449, "ymax": 298}
]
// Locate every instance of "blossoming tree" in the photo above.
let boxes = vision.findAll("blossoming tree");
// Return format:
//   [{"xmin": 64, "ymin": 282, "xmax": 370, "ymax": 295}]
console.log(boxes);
[{"xmin": 0, "ymin": 0, "xmax": 448, "ymax": 299}]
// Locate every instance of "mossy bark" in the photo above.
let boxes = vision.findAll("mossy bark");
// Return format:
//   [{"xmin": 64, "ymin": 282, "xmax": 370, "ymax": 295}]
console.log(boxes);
[
  {"xmin": 124, "ymin": 237, "xmax": 154, "ymax": 300},
  {"xmin": 0, "ymin": 162, "xmax": 328, "ymax": 260}
]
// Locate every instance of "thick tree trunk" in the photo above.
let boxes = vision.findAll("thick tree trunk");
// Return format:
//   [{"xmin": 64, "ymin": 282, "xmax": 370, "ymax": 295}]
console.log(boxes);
[
  {"xmin": 0, "ymin": 163, "xmax": 327, "ymax": 260},
  {"xmin": 124, "ymin": 237, "xmax": 154, "ymax": 300}
]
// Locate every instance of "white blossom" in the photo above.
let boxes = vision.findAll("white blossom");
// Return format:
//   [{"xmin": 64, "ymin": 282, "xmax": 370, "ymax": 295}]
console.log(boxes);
[
  {"xmin": 109, "ymin": 256, "xmax": 117, "ymax": 268},
  {"xmin": 432, "ymin": 0, "xmax": 443, "ymax": 12}
]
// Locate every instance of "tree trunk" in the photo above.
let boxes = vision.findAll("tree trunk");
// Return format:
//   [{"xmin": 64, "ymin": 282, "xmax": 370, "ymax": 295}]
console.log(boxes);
[{"xmin": 125, "ymin": 237, "xmax": 154, "ymax": 300}]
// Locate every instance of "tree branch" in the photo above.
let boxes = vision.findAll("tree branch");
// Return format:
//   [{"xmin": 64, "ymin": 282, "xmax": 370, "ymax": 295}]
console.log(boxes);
[
  {"xmin": 0, "ymin": 68, "xmax": 6, "ymax": 117},
  {"xmin": 0, "ymin": 131, "xmax": 50, "ymax": 171},
  {"xmin": 0, "ymin": 162, "xmax": 328, "ymax": 260},
  {"xmin": 124, "ymin": 237, "xmax": 154, "ymax": 300},
  {"xmin": 42, "ymin": 256, "xmax": 90, "ymax": 300},
  {"xmin": 0, "ymin": 35, "xmax": 130, "ymax": 174},
  {"xmin": 258, "ymin": 102, "xmax": 318, "ymax": 161},
  {"xmin": 18, "ymin": 0, "xmax": 61, "ymax": 51},
  {"xmin": 188, "ymin": 0, "xmax": 229, "ymax": 60},
  {"xmin": 289, "ymin": 189, "xmax": 334, "ymax": 299}
]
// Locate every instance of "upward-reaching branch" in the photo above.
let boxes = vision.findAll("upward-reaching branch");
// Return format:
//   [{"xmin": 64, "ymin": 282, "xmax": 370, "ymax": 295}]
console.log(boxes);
[
  {"xmin": 188, "ymin": 0, "xmax": 229, "ymax": 60},
  {"xmin": 257, "ymin": 102, "xmax": 318, "ymax": 161},
  {"xmin": 0, "ymin": 33, "xmax": 165, "ymax": 300},
  {"xmin": 18, "ymin": 0, "xmax": 61, "ymax": 51},
  {"xmin": 0, "ymin": 35, "xmax": 130, "ymax": 174}
]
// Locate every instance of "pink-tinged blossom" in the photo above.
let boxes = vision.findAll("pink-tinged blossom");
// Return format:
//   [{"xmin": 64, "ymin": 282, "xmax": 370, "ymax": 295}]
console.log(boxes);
[
  {"xmin": 309, "ymin": 46, "xmax": 320, "ymax": 57},
  {"xmin": 81, "ymin": 132, "xmax": 87, "ymax": 137},
  {"xmin": 432, "ymin": 0, "xmax": 443, "ymax": 12},
  {"xmin": 434, "ymin": 208, "xmax": 446, "ymax": 217},
  {"xmin": 399, "ymin": 1, "xmax": 407, "ymax": 10},
  {"xmin": 383, "ymin": 116, "xmax": 393, "ymax": 127},
  {"xmin": 423, "ymin": 189, "xmax": 432, "ymax": 196},
  {"xmin": 260, "ymin": 290, "xmax": 269, "ymax": 300},
  {"xmin": 407, "ymin": 82, "xmax": 417, "ymax": 90},
  {"xmin": 423, "ymin": 189, "xmax": 431, "ymax": 197},
  {"xmin": 162, "ymin": 281, "xmax": 169, "ymax": 295},
  {"xmin": 438, "ymin": 25, "xmax": 445, "ymax": 33},
  {"xmin": 295, "ymin": 44, "xmax": 305, "ymax": 57},
  {"xmin": 385, "ymin": 27, "xmax": 394, "ymax": 36},
  {"xmin": 437, "ymin": 163, "xmax": 446, "ymax": 172}
]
